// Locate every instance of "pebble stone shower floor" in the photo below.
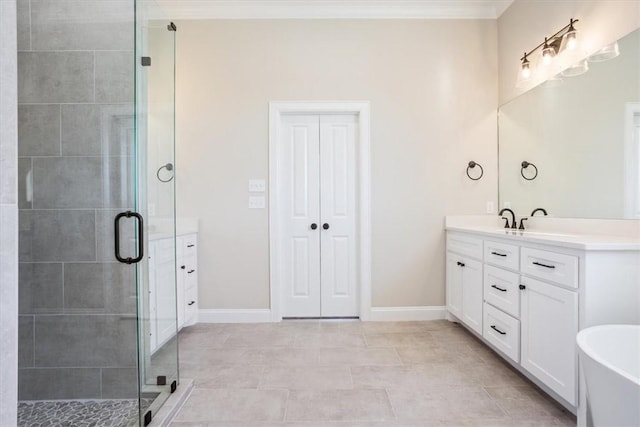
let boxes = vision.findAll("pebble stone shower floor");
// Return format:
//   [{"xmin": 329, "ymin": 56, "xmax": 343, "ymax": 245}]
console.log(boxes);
[{"xmin": 17, "ymin": 399, "xmax": 154, "ymax": 427}]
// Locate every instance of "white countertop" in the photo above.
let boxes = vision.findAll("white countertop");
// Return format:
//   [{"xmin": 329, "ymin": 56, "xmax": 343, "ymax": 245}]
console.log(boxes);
[
  {"xmin": 445, "ymin": 224, "xmax": 640, "ymax": 251},
  {"xmin": 148, "ymin": 217, "xmax": 199, "ymax": 241},
  {"xmin": 149, "ymin": 229, "xmax": 197, "ymax": 241}
]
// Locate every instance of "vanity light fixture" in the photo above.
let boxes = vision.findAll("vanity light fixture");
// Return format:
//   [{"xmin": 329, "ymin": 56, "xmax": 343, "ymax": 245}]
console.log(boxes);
[
  {"xmin": 542, "ymin": 38, "xmax": 556, "ymax": 65},
  {"xmin": 521, "ymin": 53, "xmax": 531, "ymax": 79},
  {"xmin": 518, "ymin": 19, "xmax": 579, "ymax": 79},
  {"xmin": 564, "ymin": 19, "xmax": 578, "ymax": 50},
  {"xmin": 588, "ymin": 41, "xmax": 620, "ymax": 62},
  {"xmin": 562, "ymin": 59, "xmax": 589, "ymax": 77}
]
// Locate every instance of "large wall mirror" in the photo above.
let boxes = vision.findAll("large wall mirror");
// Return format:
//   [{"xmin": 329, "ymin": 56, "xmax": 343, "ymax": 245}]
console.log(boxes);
[{"xmin": 499, "ymin": 28, "xmax": 640, "ymax": 219}]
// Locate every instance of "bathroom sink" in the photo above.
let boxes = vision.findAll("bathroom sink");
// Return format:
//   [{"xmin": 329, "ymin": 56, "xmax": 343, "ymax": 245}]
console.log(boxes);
[
  {"xmin": 519, "ymin": 230, "xmax": 572, "ymax": 238},
  {"xmin": 577, "ymin": 325, "xmax": 640, "ymax": 427}
]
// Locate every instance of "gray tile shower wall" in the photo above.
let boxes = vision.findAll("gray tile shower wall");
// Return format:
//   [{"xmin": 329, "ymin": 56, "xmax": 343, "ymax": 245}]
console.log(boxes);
[{"xmin": 16, "ymin": 0, "xmax": 138, "ymax": 401}]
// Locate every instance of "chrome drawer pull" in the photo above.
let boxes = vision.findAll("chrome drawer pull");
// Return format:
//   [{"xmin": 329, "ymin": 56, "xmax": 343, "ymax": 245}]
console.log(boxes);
[
  {"xmin": 491, "ymin": 251, "xmax": 507, "ymax": 257},
  {"xmin": 491, "ymin": 285, "xmax": 507, "ymax": 292},
  {"xmin": 491, "ymin": 325, "xmax": 506, "ymax": 335},
  {"xmin": 532, "ymin": 261, "xmax": 555, "ymax": 269}
]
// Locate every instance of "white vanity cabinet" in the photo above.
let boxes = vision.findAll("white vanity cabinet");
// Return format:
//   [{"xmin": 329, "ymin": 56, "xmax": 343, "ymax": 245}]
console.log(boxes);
[
  {"xmin": 445, "ymin": 226, "xmax": 640, "ymax": 420},
  {"xmin": 446, "ymin": 233, "xmax": 483, "ymax": 335},
  {"xmin": 149, "ymin": 232, "xmax": 199, "ymax": 354},
  {"xmin": 177, "ymin": 233, "xmax": 198, "ymax": 328},
  {"xmin": 520, "ymin": 275, "xmax": 578, "ymax": 405}
]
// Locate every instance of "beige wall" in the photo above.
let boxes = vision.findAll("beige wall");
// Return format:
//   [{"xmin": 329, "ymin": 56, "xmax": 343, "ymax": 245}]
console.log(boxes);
[
  {"xmin": 175, "ymin": 20, "xmax": 498, "ymax": 310},
  {"xmin": 498, "ymin": 0, "xmax": 640, "ymax": 105}
]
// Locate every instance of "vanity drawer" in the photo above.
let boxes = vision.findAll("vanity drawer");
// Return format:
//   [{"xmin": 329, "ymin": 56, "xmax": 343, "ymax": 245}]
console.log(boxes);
[
  {"xmin": 484, "ymin": 265, "xmax": 520, "ymax": 318},
  {"xmin": 483, "ymin": 303, "xmax": 520, "ymax": 363},
  {"xmin": 484, "ymin": 240, "xmax": 519, "ymax": 271},
  {"xmin": 447, "ymin": 232, "xmax": 483, "ymax": 261},
  {"xmin": 182, "ymin": 234, "xmax": 197, "ymax": 258},
  {"xmin": 521, "ymin": 247, "xmax": 578, "ymax": 289}
]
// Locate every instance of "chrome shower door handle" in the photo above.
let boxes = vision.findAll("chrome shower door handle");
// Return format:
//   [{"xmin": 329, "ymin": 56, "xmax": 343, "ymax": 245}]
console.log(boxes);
[{"xmin": 114, "ymin": 211, "xmax": 144, "ymax": 264}]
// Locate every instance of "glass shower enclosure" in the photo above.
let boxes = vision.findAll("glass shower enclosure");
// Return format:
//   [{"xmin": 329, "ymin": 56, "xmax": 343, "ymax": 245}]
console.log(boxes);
[{"xmin": 16, "ymin": 0, "xmax": 178, "ymax": 424}]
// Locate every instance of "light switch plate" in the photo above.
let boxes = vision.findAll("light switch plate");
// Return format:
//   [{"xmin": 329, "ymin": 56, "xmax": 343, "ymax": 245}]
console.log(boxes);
[
  {"xmin": 249, "ymin": 196, "xmax": 265, "ymax": 209},
  {"xmin": 249, "ymin": 179, "xmax": 266, "ymax": 193},
  {"xmin": 486, "ymin": 201, "xmax": 494, "ymax": 214}
]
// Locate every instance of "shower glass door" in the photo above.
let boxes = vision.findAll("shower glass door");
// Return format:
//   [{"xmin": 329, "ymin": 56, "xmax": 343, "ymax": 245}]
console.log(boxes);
[
  {"xmin": 135, "ymin": 1, "xmax": 179, "ymax": 424},
  {"xmin": 16, "ymin": 0, "xmax": 177, "ymax": 424}
]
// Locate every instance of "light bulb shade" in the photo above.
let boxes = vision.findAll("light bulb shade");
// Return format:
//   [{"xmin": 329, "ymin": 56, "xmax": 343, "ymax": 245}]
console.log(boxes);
[
  {"xmin": 542, "ymin": 46, "xmax": 555, "ymax": 65},
  {"xmin": 588, "ymin": 42, "xmax": 620, "ymax": 62},
  {"xmin": 561, "ymin": 59, "xmax": 589, "ymax": 77},
  {"xmin": 564, "ymin": 29, "xmax": 578, "ymax": 50},
  {"xmin": 521, "ymin": 59, "xmax": 531, "ymax": 79}
]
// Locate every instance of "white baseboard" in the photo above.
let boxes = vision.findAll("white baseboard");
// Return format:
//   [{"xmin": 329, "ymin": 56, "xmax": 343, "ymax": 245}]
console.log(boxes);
[
  {"xmin": 198, "ymin": 309, "xmax": 272, "ymax": 323},
  {"xmin": 368, "ymin": 306, "xmax": 447, "ymax": 322},
  {"xmin": 197, "ymin": 307, "xmax": 446, "ymax": 323}
]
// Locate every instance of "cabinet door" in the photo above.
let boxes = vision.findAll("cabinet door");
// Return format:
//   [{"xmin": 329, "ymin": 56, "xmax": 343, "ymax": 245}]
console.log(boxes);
[
  {"xmin": 461, "ymin": 258, "xmax": 483, "ymax": 335},
  {"xmin": 446, "ymin": 252, "xmax": 463, "ymax": 319},
  {"xmin": 521, "ymin": 276, "xmax": 578, "ymax": 405},
  {"xmin": 155, "ymin": 240, "xmax": 178, "ymax": 347},
  {"xmin": 148, "ymin": 244, "xmax": 158, "ymax": 353}
]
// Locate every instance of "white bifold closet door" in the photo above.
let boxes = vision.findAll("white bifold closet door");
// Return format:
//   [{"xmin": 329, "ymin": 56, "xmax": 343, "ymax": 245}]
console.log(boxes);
[{"xmin": 280, "ymin": 114, "xmax": 358, "ymax": 318}]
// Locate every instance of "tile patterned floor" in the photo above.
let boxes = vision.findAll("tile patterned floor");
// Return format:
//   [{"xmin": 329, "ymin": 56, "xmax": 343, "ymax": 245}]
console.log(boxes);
[{"xmin": 171, "ymin": 320, "xmax": 577, "ymax": 426}]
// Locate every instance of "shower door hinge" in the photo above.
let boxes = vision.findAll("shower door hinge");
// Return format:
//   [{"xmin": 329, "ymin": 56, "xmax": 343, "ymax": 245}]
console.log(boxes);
[
  {"xmin": 168, "ymin": 22, "xmax": 177, "ymax": 31},
  {"xmin": 141, "ymin": 57, "xmax": 151, "ymax": 67},
  {"xmin": 157, "ymin": 375, "xmax": 167, "ymax": 386},
  {"xmin": 144, "ymin": 410, "xmax": 152, "ymax": 426},
  {"xmin": 171, "ymin": 380, "xmax": 177, "ymax": 393}
]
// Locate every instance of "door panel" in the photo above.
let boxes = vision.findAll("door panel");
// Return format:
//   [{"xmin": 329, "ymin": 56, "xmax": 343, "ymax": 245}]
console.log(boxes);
[
  {"xmin": 279, "ymin": 114, "xmax": 358, "ymax": 318},
  {"xmin": 521, "ymin": 276, "xmax": 578, "ymax": 405},
  {"xmin": 320, "ymin": 115, "xmax": 358, "ymax": 317},
  {"xmin": 461, "ymin": 257, "xmax": 483, "ymax": 335},
  {"xmin": 446, "ymin": 252, "xmax": 463, "ymax": 319},
  {"xmin": 280, "ymin": 115, "xmax": 321, "ymax": 317},
  {"xmin": 292, "ymin": 237, "xmax": 311, "ymax": 296}
]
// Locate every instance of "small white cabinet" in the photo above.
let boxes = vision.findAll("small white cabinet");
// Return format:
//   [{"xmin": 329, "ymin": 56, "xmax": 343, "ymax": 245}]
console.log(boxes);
[
  {"xmin": 149, "ymin": 232, "xmax": 198, "ymax": 354},
  {"xmin": 446, "ymin": 233, "xmax": 483, "ymax": 335},
  {"xmin": 520, "ymin": 275, "xmax": 578, "ymax": 405},
  {"xmin": 177, "ymin": 234, "xmax": 198, "ymax": 327}
]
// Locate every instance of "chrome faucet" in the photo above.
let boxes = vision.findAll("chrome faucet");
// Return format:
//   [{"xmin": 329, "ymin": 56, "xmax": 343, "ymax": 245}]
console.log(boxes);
[
  {"xmin": 499, "ymin": 208, "xmax": 517, "ymax": 229},
  {"xmin": 531, "ymin": 208, "xmax": 548, "ymax": 216}
]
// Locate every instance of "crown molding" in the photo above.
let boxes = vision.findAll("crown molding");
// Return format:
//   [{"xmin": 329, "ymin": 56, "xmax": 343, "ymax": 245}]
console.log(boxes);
[{"xmin": 156, "ymin": 0, "xmax": 514, "ymax": 20}]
